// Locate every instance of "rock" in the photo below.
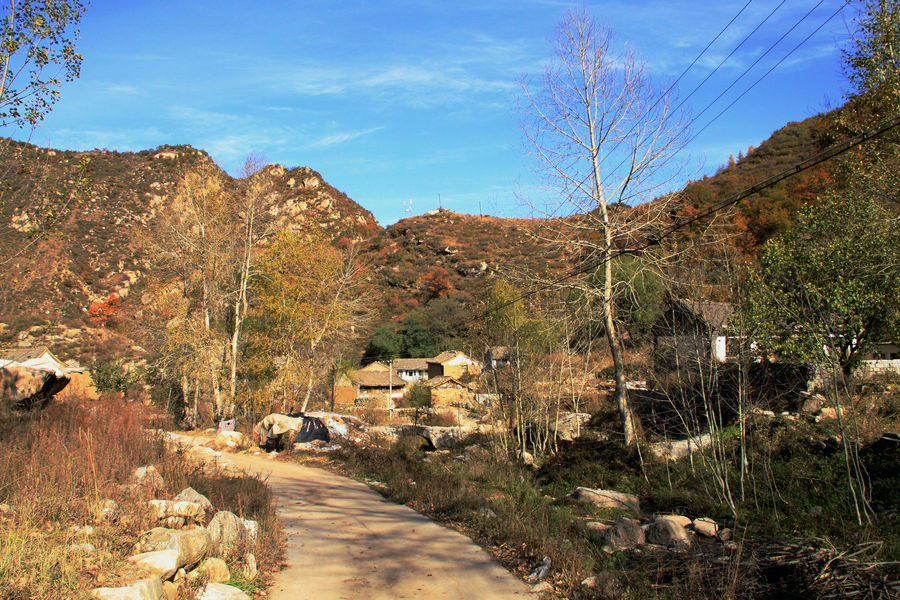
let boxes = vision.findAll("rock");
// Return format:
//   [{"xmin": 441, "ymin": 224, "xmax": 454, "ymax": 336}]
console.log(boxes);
[
  {"xmin": 816, "ymin": 407, "xmax": 843, "ymax": 422},
  {"xmin": 132, "ymin": 466, "xmax": 165, "ymax": 491},
  {"xmin": 137, "ymin": 527, "xmax": 211, "ymax": 570},
  {"xmin": 800, "ymin": 393, "xmax": 827, "ymax": 414},
  {"xmin": 195, "ymin": 583, "xmax": 251, "ymax": 600},
  {"xmin": 70, "ymin": 524, "xmax": 96, "ymax": 535},
  {"xmin": 582, "ymin": 571, "xmax": 625, "ymax": 598},
  {"xmin": 717, "ymin": 527, "xmax": 733, "ymax": 542},
  {"xmin": 649, "ymin": 433, "xmax": 713, "ymax": 461},
  {"xmin": 477, "ymin": 507, "xmax": 497, "ymax": 519},
  {"xmin": 69, "ymin": 542, "xmax": 96, "ymax": 553},
  {"xmin": 550, "ymin": 412, "xmax": 592, "ymax": 441},
  {"xmin": 657, "ymin": 514, "xmax": 692, "ymax": 528},
  {"xmin": 241, "ymin": 519, "xmax": 258, "ymax": 545},
  {"xmin": 128, "ymin": 549, "xmax": 180, "ymax": 580},
  {"xmin": 173, "ymin": 487, "xmax": 214, "ymax": 514},
  {"xmin": 0, "ymin": 365, "xmax": 70, "ymax": 411},
  {"xmin": 242, "ymin": 553, "xmax": 257, "ymax": 581},
  {"xmin": 603, "ymin": 516, "xmax": 645, "ymax": 549},
  {"xmin": 96, "ymin": 499, "xmax": 120, "ymax": 523},
  {"xmin": 529, "ymin": 581, "xmax": 553, "ymax": 594},
  {"xmin": 162, "ymin": 581, "xmax": 178, "ymax": 600},
  {"xmin": 520, "ymin": 450, "xmax": 536, "ymax": 467},
  {"xmin": 91, "ymin": 576, "xmax": 165, "ymax": 600},
  {"xmin": 149, "ymin": 500, "xmax": 206, "ymax": 524},
  {"xmin": 199, "ymin": 557, "xmax": 231, "ymax": 583},
  {"xmin": 207, "ymin": 511, "xmax": 244, "ymax": 555},
  {"xmin": 204, "ymin": 431, "xmax": 248, "ymax": 451},
  {"xmin": 572, "ymin": 487, "xmax": 640, "ymax": 512},
  {"xmin": 0, "ymin": 503, "xmax": 12, "ymax": 516},
  {"xmin": 585, "ymin": 521, "xmax": 610, "ymax": 534},
  {"xmin": 692, "ymin": 517, "xmax": 719, "ymax": 538},
  {"xmin": 646, "ymin": 518, "xmax": 692, "ymax": 549}
]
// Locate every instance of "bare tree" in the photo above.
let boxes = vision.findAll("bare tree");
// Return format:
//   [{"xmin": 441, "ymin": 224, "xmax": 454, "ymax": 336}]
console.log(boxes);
[{"xmin": 520, "ymin": 9, "xmax": 689, "ymax": 445}]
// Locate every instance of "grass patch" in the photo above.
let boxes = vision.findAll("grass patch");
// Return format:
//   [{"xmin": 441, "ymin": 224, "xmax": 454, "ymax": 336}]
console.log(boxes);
[{"xmin": 0, "ymin": 399, "xmax": 282, "ymax": 599}]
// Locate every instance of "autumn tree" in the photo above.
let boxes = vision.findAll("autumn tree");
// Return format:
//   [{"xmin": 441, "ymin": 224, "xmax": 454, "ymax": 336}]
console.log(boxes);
[
  {"xmin": 520, "ymin": 10, "xmax": 688, "ymax": 445},
  {"xmin": 249, "ymin": 228, "xmax": 367, "ymax": 412},
  {"xmin": 0, "ymin": 0, "xmax": 85, "ymax": 129},
  {"xmin": 145, "ymin": 163, "xmax": 237, "ymax": 420}
]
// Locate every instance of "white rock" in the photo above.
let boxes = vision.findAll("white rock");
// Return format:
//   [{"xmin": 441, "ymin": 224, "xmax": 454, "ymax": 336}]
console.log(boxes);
[
  {"xmin": 692, "ymin": 517, "xmax": 719, "ymax": 537},
  {"xmin": 529, "ymin": 581, "xmax": 553, "ymax": 594},
  {"xmin": 207, "ymin": 511, "xmax": 244, "ymax": 555},
  {"xmin": 241, "ymin": 519, "xmax": 258, "ymax": 545},
  {"xmin": 137, "ymin": 527, "xmax": 211, "ymax": 570},
  {"xmin": 132, "ymin": 465, "xmax": 165, "ymax": 490},
  {"xmin": 195, "ymin": 583, "xmax": 250, "ymax": 600},
  {"xmin": 128, "ymin": 549, "xmax": 180, "ymax": 580},
  {"xmin": 200, "ymin": 557, "xmax": 231, "ymax": 583},
  {"xmin": 242, "ymin": 553, "xmax": 258, "ymax": 581},
  {"xmin": 149, "ymin": 499, "xmax": 206, "ymax": 522},
  {"xmin": 572, "ymin": 487, "xmax": 640, "ymax": 512},
  {"xmin": 173, "ymin": 487, "xmax": 214, "ymax": 514},
  {"xmin": 92, "ymin": 576, "xmax": 165, "ymax": 600}
]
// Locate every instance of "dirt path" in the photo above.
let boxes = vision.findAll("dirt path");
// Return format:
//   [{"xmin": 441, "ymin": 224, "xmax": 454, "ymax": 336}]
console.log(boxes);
[{"xmin": 223, "ymin": 451, "xmax": 528, "ymax": 600}]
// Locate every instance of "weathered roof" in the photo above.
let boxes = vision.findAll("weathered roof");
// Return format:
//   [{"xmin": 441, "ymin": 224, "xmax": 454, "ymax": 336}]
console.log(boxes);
[
  {"xmin": 392, "ymin": 358, "xmax": 429, "ymax": 371},
  {"xmin": 349, "ymin": 370, "xmax": 408, "ymax": 389},
  {"xmin": 677, "ymin": 298, "xmax": 734, "ymax": 330},
  {"xmin": 0, "ymin": 346, "xmax": 60, "ymax": 364},
  {"xmin": 359, "ymin": 361, "xmax": 390, "ymax": 372},
  {"xmin": 426, "ymin": 376, "xmax": 475, "ymax": 390},
  {"xmin": 429, "ymin": 350, "xmax": 474, "ymax": 364}
]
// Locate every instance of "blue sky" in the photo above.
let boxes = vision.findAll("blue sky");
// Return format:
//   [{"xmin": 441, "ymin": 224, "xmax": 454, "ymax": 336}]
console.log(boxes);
[{"xmin": 7, "ymin": 0, "xmax": 854, "ymax": 225}]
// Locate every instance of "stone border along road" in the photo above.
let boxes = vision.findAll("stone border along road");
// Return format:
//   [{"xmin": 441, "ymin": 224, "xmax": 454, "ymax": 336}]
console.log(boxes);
[{"xmin": 174, "ymin": 435, "xmax": 528, "ymax": 599}]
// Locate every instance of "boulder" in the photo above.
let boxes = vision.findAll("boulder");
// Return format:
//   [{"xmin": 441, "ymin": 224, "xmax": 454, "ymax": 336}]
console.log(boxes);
[
  {"xmin": 149, "ymin": 499, "xmax": 206, "ymax": 525},
  {"xmin": 649, "ymin": 433, "xmax": 713, "ymax": 461},
  {"xmin": 91, "ymin": 577, "xmax": 165, "ymax": 600},
  {"xmin": 242, "ymin": 553, "xmax": 258, "ymax": 581},
  {"xmin": 646, "ymin": 518, "xmax": 692, "ymax": 548},
  {"xmin": 204, "ymin": 431, "xmax": 248, "ymax": 451},
  {"xmin": 572, "ymin": 487, "xmax": 640, "ymax": 513},
  {"xmin": 582, "ymin": 571, "xmax": 625, "ymax": 598},
  {"xmin": 132, "ymin": 466, "xmax": 165, "ymax": 491},
  {"xmin": 585, "ymin": 521, "xmax": 610, "ymax": 534},
  {"xmin": 692, "ymin": 517, "xmax": 719, "ymax": 538},
  {"xmin": 173, "ymin": 488, "xmax": 214, "ymax": 515},
  {"xmin": 415, "ymin": 425, "xmax": 461, "ymax": 449},
  {"xmin": 602, "ymin": 516, "xmax": 645, "ymax": 549},
  {"xmin": 199, "ymin": 557, "xmax": 231, "ymax": 583},
  {"xmin": 207, "ymin": 511, "xmax": 245, "ymax": 555},
  {"xmin": 529, "ymin": 581, "xmax": 553, "ymax": 594},
  {"xmin": 128, "ymin": 549, "xmax": 180, "ymax": 580},
  {"xmin": 241, "ymin": 519, "xmax": 258, "ymax": 545},
  {"xmin": 162, "ymin": 581, "xmax": 178, "ymax": 600},
  {"xmin": 96, "ymin": 499, "xmax": 120, "ymax": 523},
  {"xmin": 136, "ymin": 527, "xmax": 211, "ymax": 569},
  {"xmin": 550, "ymin": 412, "xmax": 592, "ymax": 441},
  {"xmin": 196, "ymin": 583, "xmax": 251, "ymax": 600},
  {"xmin": 0, "ymin": 366, "xmax": 70, "ymax": 411},
  {"xmin": 800, "ymin": 393, "xmax": 827, "ymax": 414},
  {"xmin": 656, "ymin": 514, "xmax": 692, "ymax": 528}
]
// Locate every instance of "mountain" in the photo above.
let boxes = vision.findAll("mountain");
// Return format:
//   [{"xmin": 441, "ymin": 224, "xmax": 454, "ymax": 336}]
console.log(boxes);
[{"xmin": 0, "ymin": 109, "xmax": 838, "ymax": 365}]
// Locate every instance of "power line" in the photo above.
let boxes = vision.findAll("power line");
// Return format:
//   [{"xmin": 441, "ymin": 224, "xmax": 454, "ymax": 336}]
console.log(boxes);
[
  {"xmin": 688, "ymin": 1, "xmax": 848, "ymax": 145},
  {"xmin": 482, "ymin": 112, "xmax": 900, "ymax": 319}
]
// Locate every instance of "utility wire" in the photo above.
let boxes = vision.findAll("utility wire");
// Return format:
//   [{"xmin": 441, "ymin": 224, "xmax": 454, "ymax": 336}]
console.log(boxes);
[
  {"xmin": 688, "ymin": 1, "xmax": 848, "ymax": 145},
  {"xmin": 482, "ymin": 112, "xmax": 900, "ymax": 318}
]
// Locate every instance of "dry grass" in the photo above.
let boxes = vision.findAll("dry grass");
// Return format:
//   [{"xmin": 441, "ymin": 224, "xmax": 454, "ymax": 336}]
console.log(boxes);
[{"xmin": 0, "ymin": 399, "xmax": 282, "ymax": 600}]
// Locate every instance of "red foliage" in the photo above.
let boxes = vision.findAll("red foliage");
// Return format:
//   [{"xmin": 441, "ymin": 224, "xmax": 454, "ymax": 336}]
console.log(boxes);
[
  {"xmin": 88, "ymin": 293, "xmax": 121, "ymax": 327},
  {"xmin": 419, "ymin": 266, "xmax": 453, "ymax": 299}
]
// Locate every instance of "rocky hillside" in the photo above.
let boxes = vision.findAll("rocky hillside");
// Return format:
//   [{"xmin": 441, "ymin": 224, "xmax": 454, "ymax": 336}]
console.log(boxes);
[
  {"xmin": 0, "ymin": 109, "xmax": 842, "ymax": 365},
  {"xmin": 0, "ymin": 139, "xmax": 380, "ymax": 363}
]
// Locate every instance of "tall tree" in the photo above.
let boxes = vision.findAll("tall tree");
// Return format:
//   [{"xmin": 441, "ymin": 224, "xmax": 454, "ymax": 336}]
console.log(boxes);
[
  {"xmin": 749, "ymin": 192, "xmax": 900, "ymax": 377},
  {"xmin": 250, "ymin": 228, "xmax": 367, "ymax": 412},
  {"xmin": 520, "ymin": 10, "xmax": 688, "ymax": 445},
  {"xmin": 0, "ymin": 0, "xmax": 85, "ymax": 129}
]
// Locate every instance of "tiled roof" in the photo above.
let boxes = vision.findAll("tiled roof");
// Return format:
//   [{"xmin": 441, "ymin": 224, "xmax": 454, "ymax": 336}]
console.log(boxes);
[{"xmin": 349, "ymin": 370, "xmax": 408, "ymax": 388}]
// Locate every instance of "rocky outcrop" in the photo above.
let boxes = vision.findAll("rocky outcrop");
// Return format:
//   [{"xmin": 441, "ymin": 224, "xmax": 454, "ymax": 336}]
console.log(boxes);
[
  {"xmin": 572, "ymin": 487, "xmax": 640, "ymax": 513},
  {"xmin": 0, "ymin": 366, "xmax": 70, "ymax": 411}
]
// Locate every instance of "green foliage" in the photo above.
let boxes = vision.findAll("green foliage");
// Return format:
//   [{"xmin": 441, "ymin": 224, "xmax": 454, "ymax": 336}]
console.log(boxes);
[
  {"xmin": 0, "ymin": 0, "xmax": 86, "ymax": 128},
  {"xmin": 843, "ymin": 0, "xmax": 900, "ymax": 100},
  {"xmin": 404, "ymin": 380, "xmax": 432, "ymax": 408},
  {"xmin": 363, "ymin": 294, "xmax": 470, "ymax": 360},
  {"xmin": 89, "ymin": 361, "xmax": 140, "ymax": 394},
  {"xmin": 749, "ymin": 192, "xmax": 900, "ymax": 373}
]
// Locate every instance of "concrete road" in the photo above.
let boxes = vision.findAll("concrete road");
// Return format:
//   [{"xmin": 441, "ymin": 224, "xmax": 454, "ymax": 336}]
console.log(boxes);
[{"xmin": 226, "ymin": 452, "xmax": 528, "ymax": 600}]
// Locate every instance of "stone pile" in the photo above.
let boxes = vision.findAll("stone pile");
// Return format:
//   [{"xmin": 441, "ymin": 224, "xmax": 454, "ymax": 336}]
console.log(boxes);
[{"xmin": 90, "ymin": 466, "xmax": 259, "ymax": 600}]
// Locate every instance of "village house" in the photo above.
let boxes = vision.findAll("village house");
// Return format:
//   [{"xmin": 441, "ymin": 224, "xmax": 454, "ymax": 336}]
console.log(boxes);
[
  {"xmin": 427, "ymin": 350, "xmax": 482, "ymax": 379},
  {"xmin": 653, "ymin": 297, "xmax": 735, "ymax": 365},
  {"xmin": 484, "ymin": 346, "xmax": 512, "ymax": 370},
  {"xmin": 334, "ymin": 350, "xmax": 483, "ymax": 408}
]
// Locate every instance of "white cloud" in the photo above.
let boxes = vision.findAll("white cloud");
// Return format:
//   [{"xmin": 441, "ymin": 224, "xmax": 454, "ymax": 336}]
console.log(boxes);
[{"xmin": 309, "ymin": 126, "xmax": 385, "ymax": 148}]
